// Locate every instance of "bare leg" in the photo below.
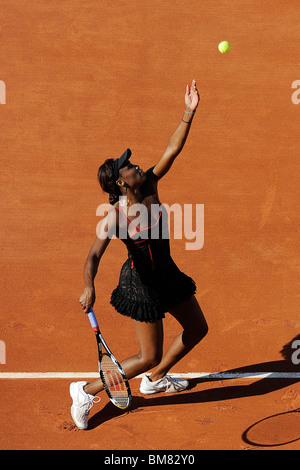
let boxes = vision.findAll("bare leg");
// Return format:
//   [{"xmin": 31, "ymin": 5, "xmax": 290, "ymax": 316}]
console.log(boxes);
[
  {"xmin": 149, "ymin": 295, "xmax": 208, "ymax": 382},
  {"xmin": 84, "ymin": 296, "xmax": 207, "ymax": 395},
  {"xmin": 84, "ymin": 318, "xmax": 164, "ymax": 396}
]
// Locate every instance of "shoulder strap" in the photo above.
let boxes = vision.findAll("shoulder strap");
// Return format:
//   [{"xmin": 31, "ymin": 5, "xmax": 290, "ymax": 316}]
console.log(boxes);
[{"xmin": 114, "ymin": 206, "xmax": 138, "ymax": 229}]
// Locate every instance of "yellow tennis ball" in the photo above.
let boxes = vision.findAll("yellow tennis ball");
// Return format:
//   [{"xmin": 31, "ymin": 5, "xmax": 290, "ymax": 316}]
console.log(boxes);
[{"xmin": 218, "ymin": 41, "xmax": 231, "ymax": 54}]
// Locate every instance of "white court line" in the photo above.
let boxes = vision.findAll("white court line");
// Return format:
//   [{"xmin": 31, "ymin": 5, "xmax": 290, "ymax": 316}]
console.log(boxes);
[{"xmin": 0, "ymin": 372, "xmax": 300, "ymax": 379}]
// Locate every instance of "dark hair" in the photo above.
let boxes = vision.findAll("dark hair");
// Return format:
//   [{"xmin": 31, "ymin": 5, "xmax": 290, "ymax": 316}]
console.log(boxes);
[{"xmin": 97, "ymin": 159, "xmax": 121, "ymax": 205}]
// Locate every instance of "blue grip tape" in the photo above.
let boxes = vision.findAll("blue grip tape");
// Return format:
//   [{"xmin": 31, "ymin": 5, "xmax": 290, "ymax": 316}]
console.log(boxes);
[{"xmin": 88, "ymin": 308, "xmax": 99, "ymax": 330}]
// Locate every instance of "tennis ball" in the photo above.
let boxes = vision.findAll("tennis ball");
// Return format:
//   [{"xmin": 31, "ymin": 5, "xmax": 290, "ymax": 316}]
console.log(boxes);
[{"xmin": 218, "ymin": 41, "xmax": 231, "ymax": 54}]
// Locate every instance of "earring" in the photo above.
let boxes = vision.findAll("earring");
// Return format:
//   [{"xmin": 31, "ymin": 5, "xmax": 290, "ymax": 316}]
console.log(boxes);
[{"xmin": 124, "ymin": 186, "xmax": 127, "ymax": 195}]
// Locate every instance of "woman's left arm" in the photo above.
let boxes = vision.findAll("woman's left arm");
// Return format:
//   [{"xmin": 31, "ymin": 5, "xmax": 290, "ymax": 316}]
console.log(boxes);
[{"xmin": 153, "ymin": 79, "xmax": 200, "ymax": 180}]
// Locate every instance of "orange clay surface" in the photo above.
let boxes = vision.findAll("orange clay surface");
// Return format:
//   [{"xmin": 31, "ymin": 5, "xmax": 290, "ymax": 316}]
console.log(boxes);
[{"xmin": 1, "ymin": 0, "xmax": 300, "ymax": 450}]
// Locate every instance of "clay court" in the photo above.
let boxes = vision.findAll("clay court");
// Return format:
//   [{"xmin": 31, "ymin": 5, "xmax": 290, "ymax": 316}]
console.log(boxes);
[{"xmin": 1, "ymin": 0, "xmax": 300, "ymax": 451}]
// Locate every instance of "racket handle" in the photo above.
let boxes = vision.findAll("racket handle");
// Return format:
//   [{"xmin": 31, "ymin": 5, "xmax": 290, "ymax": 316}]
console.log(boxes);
[{"xmin": 88, "ymin": 308, "xmax": 99, "ymax": 332}]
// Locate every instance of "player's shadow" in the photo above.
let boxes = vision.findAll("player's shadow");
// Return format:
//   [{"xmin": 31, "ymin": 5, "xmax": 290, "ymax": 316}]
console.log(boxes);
[{"xmin": 88, "ymin": 334, "xmax": 300, "ymax": 430}]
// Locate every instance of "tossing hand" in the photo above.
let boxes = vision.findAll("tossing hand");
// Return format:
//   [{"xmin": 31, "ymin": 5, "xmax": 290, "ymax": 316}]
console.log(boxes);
[{"xmin": 185, "ymin": 79, "xmax": 200, "ymax": 112}]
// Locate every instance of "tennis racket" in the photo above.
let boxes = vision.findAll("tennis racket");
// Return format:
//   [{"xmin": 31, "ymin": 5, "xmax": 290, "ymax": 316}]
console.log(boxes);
[{"xmin": 87, "ymin": 308, "xmax": 132, "ymax": 409}]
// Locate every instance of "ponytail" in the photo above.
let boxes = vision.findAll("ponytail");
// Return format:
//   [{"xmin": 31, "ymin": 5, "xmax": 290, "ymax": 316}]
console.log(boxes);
[{"xmin": 97, "ymin": 159, "xmax": 121, "ymax": 205}]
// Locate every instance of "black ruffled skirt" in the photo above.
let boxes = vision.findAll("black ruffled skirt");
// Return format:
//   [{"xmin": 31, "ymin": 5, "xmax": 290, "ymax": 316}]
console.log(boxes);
[{"xmin": 110, "ymin": 257, "xmax": 196, "ymax": 323}]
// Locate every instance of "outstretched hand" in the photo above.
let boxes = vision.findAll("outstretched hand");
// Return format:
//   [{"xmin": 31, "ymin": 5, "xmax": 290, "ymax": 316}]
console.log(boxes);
[{"xmin": 185, "ymin": 79, "xmax": 199, "ymax": 112}]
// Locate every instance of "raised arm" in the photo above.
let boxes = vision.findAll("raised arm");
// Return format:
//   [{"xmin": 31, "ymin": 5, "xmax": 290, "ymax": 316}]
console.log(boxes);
[{"xmin": 153, "ymin": 79, "xmax": 200, "ymax": 180}]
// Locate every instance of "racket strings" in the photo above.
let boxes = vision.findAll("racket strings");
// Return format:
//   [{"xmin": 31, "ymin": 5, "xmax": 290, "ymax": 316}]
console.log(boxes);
[{"xmin": 101, "ymin": 355, "xmax": 129, "ymax": 408}]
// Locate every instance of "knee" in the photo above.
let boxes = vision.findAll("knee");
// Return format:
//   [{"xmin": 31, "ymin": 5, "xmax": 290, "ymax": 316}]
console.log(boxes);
[
  {"xmin": 138, "ymin": 350, "xmax": 162, "ymax": 371},
  {"xmin": 183, "ymin": 320, "xmax": 208, "ymax": 348},
  {"xmin": 200, "ymin": 320, "xmax": 209, "ymax": 341},
  {"xmin": 196, "ymin": 319, "xmax": 209, "ymax": 343}
]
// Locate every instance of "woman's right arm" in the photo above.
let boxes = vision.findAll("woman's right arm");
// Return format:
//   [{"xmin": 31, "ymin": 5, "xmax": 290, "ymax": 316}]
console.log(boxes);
[
  {"xmin": 153, "ymin": 80, "xmax": 199, "ymax": 180},
  {"xmin": 79, "ymin": 209, "xmax": 117, "ymax": 313}
]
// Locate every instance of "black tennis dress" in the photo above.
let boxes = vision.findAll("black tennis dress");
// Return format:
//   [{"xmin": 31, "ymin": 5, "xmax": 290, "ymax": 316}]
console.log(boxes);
[{"xmin": 110, "ymin": 167, "xmax": 196, "ymax": 323}]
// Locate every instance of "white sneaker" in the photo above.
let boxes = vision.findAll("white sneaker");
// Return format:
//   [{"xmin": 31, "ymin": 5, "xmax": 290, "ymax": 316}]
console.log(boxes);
[
  {"xmin": 69, "ymin": 381, "xmax": 100, "ymax": 430},
  {"xmin": 140, "ymin": 375, "xmax": 189, "ymax": 395}
]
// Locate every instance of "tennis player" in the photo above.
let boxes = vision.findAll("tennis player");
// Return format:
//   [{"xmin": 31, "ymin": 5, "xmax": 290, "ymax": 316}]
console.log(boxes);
[{"xmin": 70, "ymin": 79, "xmax": 208, "ymax": 429}]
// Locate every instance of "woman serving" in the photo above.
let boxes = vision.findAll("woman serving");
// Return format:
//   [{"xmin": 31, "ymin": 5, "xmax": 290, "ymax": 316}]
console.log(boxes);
[{"xmin": 70, "ymin": 79, "xmax": 208, "ymax": 430}]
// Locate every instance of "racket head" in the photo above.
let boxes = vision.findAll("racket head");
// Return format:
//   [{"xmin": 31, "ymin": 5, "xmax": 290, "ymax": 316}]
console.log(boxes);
[
  {"xmin": 88, "ymin": 309, "xmax": 131, "ymax": 409},
  {"xmin": 100, "ymin": 353, "xmax": 132, "ymax": 409},
  {"xmin": 243, "ymin": 408, "xmax": 300, "ymax": 447}
]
